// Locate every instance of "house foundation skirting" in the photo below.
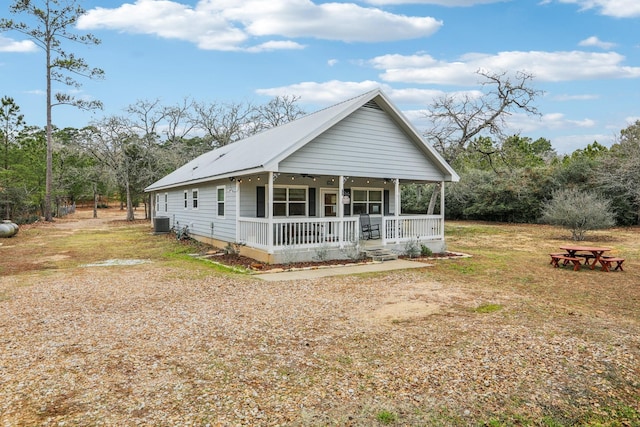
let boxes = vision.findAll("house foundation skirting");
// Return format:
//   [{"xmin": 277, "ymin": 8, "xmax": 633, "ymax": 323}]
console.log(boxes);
[{"xmin": 182, "ymin": 214, "xmax": 446, "ymax": 264}]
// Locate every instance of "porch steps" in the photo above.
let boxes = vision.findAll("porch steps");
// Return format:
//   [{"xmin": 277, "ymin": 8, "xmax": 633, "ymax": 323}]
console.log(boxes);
[{"xmin": 365, "ymin": 248, "xmax": 399, "ymax": 262}]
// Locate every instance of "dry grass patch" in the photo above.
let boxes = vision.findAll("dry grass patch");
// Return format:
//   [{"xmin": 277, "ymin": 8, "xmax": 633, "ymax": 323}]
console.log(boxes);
[{"xmin": 0, "ymin": 211, "xmax": 638, "ymax": 426}]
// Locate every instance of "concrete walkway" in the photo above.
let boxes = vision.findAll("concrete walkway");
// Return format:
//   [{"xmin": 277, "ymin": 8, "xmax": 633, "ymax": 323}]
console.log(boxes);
[{"xmin": 254, "ymin": 259, "xmax": 430, "ymax": 281}]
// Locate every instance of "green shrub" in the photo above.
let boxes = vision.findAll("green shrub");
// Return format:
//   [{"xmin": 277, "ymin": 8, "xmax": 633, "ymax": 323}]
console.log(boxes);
[
  {"xmin": 404, "ymin": 239, "xmax": 420, "ymax": 258},
  {"xmin": 420, "ymin": 244, "xmax": 433, "ymax": 257}
]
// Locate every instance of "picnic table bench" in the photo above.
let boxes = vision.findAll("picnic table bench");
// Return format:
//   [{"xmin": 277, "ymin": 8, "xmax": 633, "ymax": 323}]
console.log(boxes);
[
  {"xmin": 549, "ymin": 254, "xmax": 582, "ymax": 271},
  {"xmin": 600, "ymin": 256, "xmax": 625, "ymax": 272}
]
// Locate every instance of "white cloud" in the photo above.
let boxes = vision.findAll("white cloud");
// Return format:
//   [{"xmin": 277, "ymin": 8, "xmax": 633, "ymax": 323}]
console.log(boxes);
[
  {"xmin": 551, "ymin": 133, "xmax": 615, "ymax": 154},
  {"xmin": 363, "ymin": 0, "xmax": 505, "ymax": 5},
  {"xmin": 256, "ymin": 80, "xmax": 482, "ymax": 109},
  {"xmin": 625, "ymin": 116, "xmax": 640, "ymax": 125},
  {"xmin": 78, "ymin": 0, "xmax": 247, "ymax": 51},
  {"xmin": 223, "ymin": 0, "xmax": 442, "ymax": 42},
  {"xmin": 499, "ymin": 111, "xmax": 596, "ymax": 135},
  {"xmin": 552, "ymin": 0, "xmax": 640, "ymax": 18},
  {"xmin": 552, "ymin": 93, "xmax": 599, "ymax": 101},
  {"xmin": 77, "ymin": 0, "xmax": 442, "ymax": 52},
  {"xmin": 493, "ymin": 112, "xmax": 609, "ymax": 154},
  {"xmin": 256, "ymin": 80, "xmax": 384, "ymax": 103},
  {"xmin": 245, "ymin": 40, "xmax": 305, "ymax": 52},
  {"xmin": 540, "ymin": 113, "xmax": 596, "ymax": 129},
  {"xmin": 0, "ymin": 35, "xmax": 38, "ymax": 53},
  {"xmin": 370, "ymin": 50, "xmax": 640, "ymax": 85},
  {"xmin": 328, "ymin": 59, "xmax": 339, "ymax": 66},
  {"xmin": 578, "ymin": 36, "xmax": 616, "ymax": 49}
]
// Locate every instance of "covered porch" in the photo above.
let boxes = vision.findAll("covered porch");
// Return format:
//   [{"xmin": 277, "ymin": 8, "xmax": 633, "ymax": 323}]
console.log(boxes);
[{"xmin": 233, "ymin": 172, "xmax": 446, "ymax": 263}]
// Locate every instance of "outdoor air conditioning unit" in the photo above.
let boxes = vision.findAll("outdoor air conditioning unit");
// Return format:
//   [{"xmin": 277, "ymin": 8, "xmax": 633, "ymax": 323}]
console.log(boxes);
[{"xmin": 153, "ymin": 216, "xmax": 170, "ymax": 234}]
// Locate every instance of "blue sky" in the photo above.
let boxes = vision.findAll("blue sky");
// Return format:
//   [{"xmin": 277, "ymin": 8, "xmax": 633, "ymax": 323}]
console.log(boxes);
[{"xmin": 1, "ymin": 0, "xmax": 639, "ymax": 154}]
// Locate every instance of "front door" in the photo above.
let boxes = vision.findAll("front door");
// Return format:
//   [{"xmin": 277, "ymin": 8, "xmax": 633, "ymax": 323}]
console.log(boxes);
[{"xmin": 320, "ymin": 189, "xmax": 338, "ymax": 239}]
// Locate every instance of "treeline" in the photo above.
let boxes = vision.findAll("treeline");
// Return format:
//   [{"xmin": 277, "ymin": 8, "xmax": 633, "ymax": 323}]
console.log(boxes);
[
  {"xmin": 2, "ymin": 94, "xmax": 639, "ymax": 227},
  {"xmin": 0, "ymin": 95, "xmax": 305, "ymax": 222},
  {"xmin": 403, "ymin": 123, "xmax": 640, "ymax": 226}
]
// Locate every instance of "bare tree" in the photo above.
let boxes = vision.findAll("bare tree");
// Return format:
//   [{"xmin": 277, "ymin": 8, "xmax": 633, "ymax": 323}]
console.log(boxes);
[
  {"xmin": 192, "ymin": 100, "xmax": 255, "ymax": 148},
  {"xmin": 422, "ymin": 70, "xmax": 542, "ymax": 213},
  {"xmin": 1, "ymin": 0, "xmax": 104, "ymax": 221},
  {"xmin": 125, "ymin": 99, "xmax": 166, "ymax": 139},
  {"xmin": 163, "ymin": 98, "xmax": 197, "ymax": 143},
  {"xmin": 191, "ymin": 95, "xmax": 305, "ymax": 149},
  {"xmin": 250, "ymin": 95, "xmax": 306, "ymax": 133},
  {"xmin": 80, "ymin": 117, "xmax": 140, "ymax": 221}
]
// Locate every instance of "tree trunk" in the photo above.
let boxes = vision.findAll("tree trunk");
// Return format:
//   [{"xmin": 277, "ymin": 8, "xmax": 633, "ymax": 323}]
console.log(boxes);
[
  {"xmin": 125, "ymin": 179, "xmax": 134, "ymax": 221},
  {"xmin": 427, "ymin": 183, "xmax": 441, "ymax": 215},
  {"xmin": 93, "ymin": 184, "xmax": 98, "ymax": 219},
  {"xmin": 44, "ymin": 40, "xmax": 53, "ymax": 222}
]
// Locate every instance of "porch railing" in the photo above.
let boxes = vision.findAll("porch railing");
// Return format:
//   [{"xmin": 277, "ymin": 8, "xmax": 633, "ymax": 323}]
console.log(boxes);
[
  {"xmin": 238, "ymin": 215, "xmax": 443, "ymax": 252},
  {"xmin": 238, "ymin": 217, "xmax": 359, "ymax": 252},
  {"xmin": 382, "ymin": 215, "xmax": 443, "ymax": 244}
]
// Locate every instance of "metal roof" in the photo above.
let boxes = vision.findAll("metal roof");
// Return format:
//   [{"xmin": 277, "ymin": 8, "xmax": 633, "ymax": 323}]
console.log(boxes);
[{"xmin": 145, "ymin": 89, "xmax": 459, "ymax": 192}]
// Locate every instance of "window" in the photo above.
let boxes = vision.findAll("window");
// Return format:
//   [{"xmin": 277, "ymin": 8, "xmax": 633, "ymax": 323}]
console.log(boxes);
[
  {"xmin": 155, "ymin": 194, "xmax": 160, "ymax": 213},
  {"xmin": 183, "ymin": 191, "xmax": 188, "ymax": 209},
  {"xmin": 273, "ymin": 186, "xmax": 307, "ymax": 216},
  {"xmin": 164, "ymin": 193, "xmax": 168, "ymax": 212},
  {"xmin": 217, "ymin": 186, "xmax": 225, "ymax": 217},
  {"xmin": 352, "ymin": 189, "xmax": 382, "ymax": 215},
  {"xmin": 192, "ymin": 189, "xmax": 199, "ymax": 209}
]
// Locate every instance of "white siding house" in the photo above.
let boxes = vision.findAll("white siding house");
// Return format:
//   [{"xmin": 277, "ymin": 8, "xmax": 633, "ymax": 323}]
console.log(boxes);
[{"xmin": 145, "ymin": 89, "xmax": 459, "ymax": 263}]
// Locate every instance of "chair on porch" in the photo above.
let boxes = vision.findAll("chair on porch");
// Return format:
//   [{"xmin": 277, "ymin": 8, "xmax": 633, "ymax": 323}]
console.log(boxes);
[{"xmin": 360, "ymin": 213, "xmax": 380, "ymax": 240}]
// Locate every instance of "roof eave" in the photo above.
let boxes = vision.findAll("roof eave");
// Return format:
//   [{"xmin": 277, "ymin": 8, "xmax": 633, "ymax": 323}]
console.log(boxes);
[{"xmin": 145, "ymin": 166, "xmax": 267, "ymax": 192}]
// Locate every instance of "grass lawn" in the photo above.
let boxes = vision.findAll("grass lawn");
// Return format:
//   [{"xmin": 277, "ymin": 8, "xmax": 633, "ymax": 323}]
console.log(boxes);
[{"xmin": 0, "ymin": 209, "xmax": 638, "ymax": 426}]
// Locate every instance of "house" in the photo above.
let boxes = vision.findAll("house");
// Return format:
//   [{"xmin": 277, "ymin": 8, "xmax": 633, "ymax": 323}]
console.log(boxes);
[{"xmin": 145, "ymin": 89, "xmax": 459, "ymax": 263}]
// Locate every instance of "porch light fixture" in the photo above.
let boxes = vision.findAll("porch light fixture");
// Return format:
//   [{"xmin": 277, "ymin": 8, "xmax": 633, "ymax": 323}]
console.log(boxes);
[{"xmin": 229, "ymin": 177, "xmax": 236, "ymax": 182}]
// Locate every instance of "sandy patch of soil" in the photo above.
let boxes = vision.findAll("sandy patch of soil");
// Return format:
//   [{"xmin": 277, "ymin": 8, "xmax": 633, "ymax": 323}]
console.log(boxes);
[{"xmin": 365, "ymin": 281, "xmax": 472, "ymax": 322}]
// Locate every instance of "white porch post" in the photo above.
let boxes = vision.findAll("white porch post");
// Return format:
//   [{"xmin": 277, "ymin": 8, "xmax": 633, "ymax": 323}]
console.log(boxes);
[
  {"xmin": 338, "ymin": 175, "xmax": 344, "ymax": 247},
  {"xmin": 440, "ymin": 180, "xmax": 445, "ymax": 240},
  {"xmin": 235, "ymin": 179, "xmax": 240, "ymax": 243},
  {"xmin": 267, "ymin": 172, "xmax": 274, "ymax": 254},
  {"xmin": 394, "ymin": 178, "xmax": 400, "ymax": 244}
]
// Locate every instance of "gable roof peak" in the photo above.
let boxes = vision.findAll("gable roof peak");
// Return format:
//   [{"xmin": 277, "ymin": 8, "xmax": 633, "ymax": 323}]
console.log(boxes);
[{"xmin": 145, "ymin": 88, "xmax": 458, "ymax": 192}]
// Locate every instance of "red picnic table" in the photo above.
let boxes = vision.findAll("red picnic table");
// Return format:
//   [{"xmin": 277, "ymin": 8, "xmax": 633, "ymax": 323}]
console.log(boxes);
[{"xmin": 557, "ymin": 245, "xmax": 625, "ymax": 272}]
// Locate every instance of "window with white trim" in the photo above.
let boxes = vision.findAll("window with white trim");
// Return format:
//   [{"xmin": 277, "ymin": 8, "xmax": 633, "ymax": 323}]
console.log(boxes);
[
  {"xmin": 192, "ymin": 189, "xmax": 199, "ymax": 209},
  {"xmin": 352, "ymin": 188, "xmax": 382, "ymax": 215},
  {"xmin": 183, "ymin": 190, "xmax": 188, "ymax": 209},
  {"xmin": 217, "ymin": 186, "xmax": 225, "ymax": 217},
  {"xmin": 155, "ymin": 194, "xmax": 160, "ymax": 213},
  {"xmin": 164, "ymin": 193, "xmax": 168, "ymax": 212},
  {"xmin": 273, "ymin": 186, "xmax": 307, "ymax": 216}
]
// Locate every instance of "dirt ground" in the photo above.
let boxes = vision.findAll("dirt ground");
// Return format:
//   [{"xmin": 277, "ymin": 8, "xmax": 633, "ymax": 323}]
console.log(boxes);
[{"xmin": 0, "ymin": 208, "xmax": 639, "ymax": 426}]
